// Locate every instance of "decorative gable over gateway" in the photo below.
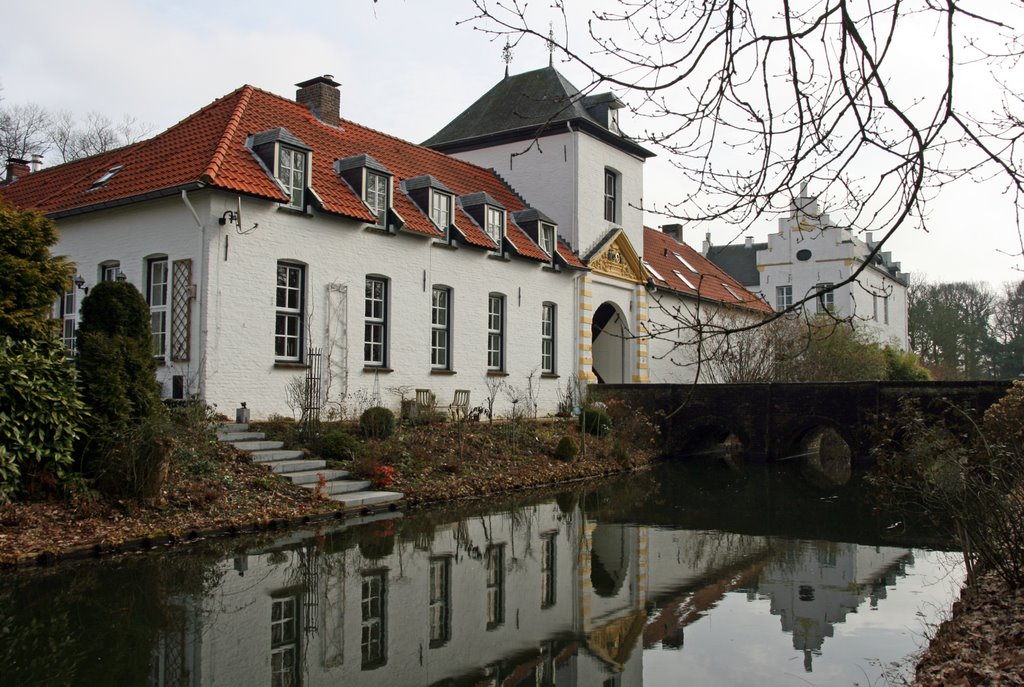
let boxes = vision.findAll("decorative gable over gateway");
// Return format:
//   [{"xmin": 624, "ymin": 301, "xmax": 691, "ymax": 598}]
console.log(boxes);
[{"xmin": 585, "ymin": 228, "xmax": 646, "ymax": 284}]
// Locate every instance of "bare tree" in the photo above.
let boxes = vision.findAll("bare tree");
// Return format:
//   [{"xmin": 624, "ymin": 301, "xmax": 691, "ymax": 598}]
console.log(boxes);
[
  {"xmin": 48, "ymin": 110, "xmax": 151, "ymax": 163},
  {"xmin": 0, "ymin": 102, "xmax": 50, "ymax": 162},
  {"xmin": 465, "ymin": 1, "xmax": 1024, "ymax": 315}
]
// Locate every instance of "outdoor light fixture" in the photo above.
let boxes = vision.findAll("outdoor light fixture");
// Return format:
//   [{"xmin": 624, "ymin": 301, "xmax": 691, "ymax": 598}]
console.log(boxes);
[
  {"xmin": 73, "ymin": 275, "xmax": 88, "ymax": 294},
  {"xmin": 115, "ymin": 269, "xmax": 127, "ymax": 282}
]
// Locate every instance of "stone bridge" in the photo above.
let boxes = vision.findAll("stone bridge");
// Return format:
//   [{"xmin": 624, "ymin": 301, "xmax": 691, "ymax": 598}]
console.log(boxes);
[{"xmin": 591, "ymin": 381, "xmax": 1011, "ymax": 479}]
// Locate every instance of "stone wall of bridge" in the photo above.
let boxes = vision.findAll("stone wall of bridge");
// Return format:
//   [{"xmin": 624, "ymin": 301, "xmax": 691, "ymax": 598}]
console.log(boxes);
[{"xmin": 592, "ymin": 381, "xmax": 1012, "ymax": 466}]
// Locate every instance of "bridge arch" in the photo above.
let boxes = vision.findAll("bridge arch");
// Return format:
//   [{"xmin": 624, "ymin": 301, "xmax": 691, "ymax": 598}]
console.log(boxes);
[
  {"xmin": 592, "ymin": 302, "xmax": 631, "ymax": 384},
  {"xmin": 669, "ymin": 413, "xmax": 748, "ymax": 469},
  {"xmin": 782, "ymin": 418, "xmax": 855, "ymax": 487}
]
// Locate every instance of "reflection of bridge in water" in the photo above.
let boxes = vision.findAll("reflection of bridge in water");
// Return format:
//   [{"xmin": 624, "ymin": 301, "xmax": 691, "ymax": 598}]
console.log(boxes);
[
  {"xmin": 142, "ymin": 503, "xmax": 915, "ymax": 686},
  {"xmin": 593, "ymin": 381, "xmax": 1009, "ymax": 482}
]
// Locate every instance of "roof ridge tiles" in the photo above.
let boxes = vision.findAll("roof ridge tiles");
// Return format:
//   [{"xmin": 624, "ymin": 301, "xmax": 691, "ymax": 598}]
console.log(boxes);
[{"xmin": 202, "ymin": 85, "xmax": 255, "ymax": 184}]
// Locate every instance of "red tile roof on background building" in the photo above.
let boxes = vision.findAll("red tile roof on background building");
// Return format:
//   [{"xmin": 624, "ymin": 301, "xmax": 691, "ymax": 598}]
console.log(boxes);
[
  {"xmin": 643, "ymin": 227, "xmax": 773, "ymax": 314},
  {"xmin": 0, "ymin": 84, "xmax": 584, "ymax": 268}
]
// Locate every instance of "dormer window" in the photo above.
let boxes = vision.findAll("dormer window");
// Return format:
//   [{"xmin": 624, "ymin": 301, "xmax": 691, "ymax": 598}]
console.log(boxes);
[
  {"xmin": 278, "ymin": 147, "xmax": 307, "ymax": 209},
  {"xmin": 609, "ymin": 108, "xmax": 620, "ymax": 134},
  {"xmin": 485, "ymin": 206, "xmax": 504, "ymax": 245},
  {"xmin": 366, "ymin": 172, "xmax": 389, "ymax": 225},
  {"xmin": 604, "ymin": 169, "xmax": 619, "ymax": 223},
  {"xmin": 431, "ymin": 190, "xmax": 452, "ymax": 233},
  {"xmin": 250, "ymin": 128, "xmax": 313, "ymax": 211},
  {"xmin": 540, "ymin": 222, "xmax": 556, "ymax": 256},
  {"xmin": 337, "ymin": 154, "xmax": 394, "ymax": 227}
]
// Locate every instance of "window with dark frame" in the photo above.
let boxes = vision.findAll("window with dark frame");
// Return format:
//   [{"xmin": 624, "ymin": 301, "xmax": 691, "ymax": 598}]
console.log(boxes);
[
  {"xmin": 541, "ymin": 303, "xmax": 556, "ymax": 374},
  {"xmin": 429, "ymin": 557, "xmax": 452, "ymax": 647},
  {"xmin": 604, "ymin": 169, "xmax": 617, "ymax": 223},
  {"xmin": 361, "ymin": 571, "xmax": 387, "ymax": 669},
  {"xmin": 485, "ymin": 544, "xmax": 505, "ymax": 629},
  {"xmin": 278, "ymin": 147, "xmax": 307, "ymax": 209},
  {"xmin": 487, "ymin": 294, "xmax": 505, "ymax": 371},
  {"xmin": 541, "ymin": 532, "xmax": 556, "ymax": 608},
  {"xmin": 540, "ymin": 222, "xmax": 556, "ymax": 256},
  {"xmin": 485, "ymin": 206, "xmax": 504, "ymax": 245},
  {"xmin": 59, "ymin": 288, "xmax": 76, "ymax": 354},
  {"xmin": 365, "ymin": 171, "xmax": 389, "ymax": 225},
  {"xmin": 431, "ymin": 286, "xmax": 451, "ymax": 370},
  {"xmin": 364, "ymin": 276, "xmax": 388, "ymax": 367},
  {"xmin": 776, "ymin": 285, "xmax": 793, "ymax": 311},
  {"xmin": 431, "ymin": 189, "xmax": 452, "ymax": 237},
  {"xmin": 100, "ymin": 261, "xmax": 120, "ymax": 282},
  {"xmin": 147, "ymin": 257, "xmax": 169, "ymax": 358},
  {"xmin": 271, "ymin": 595, "xmax": 299, "ymax": 687},
  {"xmin": 275, "ymin": 262, "xmax": 304, "ymax": 361},
  {"xmin": 815, "ymin": 282, "xmax": 834, "ymax": 313}
]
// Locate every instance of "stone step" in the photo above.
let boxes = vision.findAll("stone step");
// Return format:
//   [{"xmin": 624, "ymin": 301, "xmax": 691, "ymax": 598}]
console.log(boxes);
[
  {"xmin": 285, "ymin": 469, "xmax": 351, "ymax": 485},
  {"xmin": 298, "ymin": 479, "xmax": 372, "ymax": 495},
  {"xmin": 218, "ymin": 423, "xmax": 249, "ymax": 433},
  {"xmin": 217, "ymin": 431, "xmax": 265, "ymax": 442},
  {"xmin": 250, "ymin": 449, "xmax": 305, "ymax": 463},
  {"xmin": 231, "ymin": 440, "xmax": 284, "ymax": 451},
  {"xmin": 269, "ymin": 459, "xmax": 326, "ymax": 474},
  {"xmin": 329, "ymin": 490, "xmax": 404, "ymax": 508}
]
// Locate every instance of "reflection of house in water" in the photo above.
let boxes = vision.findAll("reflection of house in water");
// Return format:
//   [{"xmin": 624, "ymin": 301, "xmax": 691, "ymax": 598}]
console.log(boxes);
[
  {"xmin": 751, "ymin": 543, "xmax": 913, "ymax": 672},
  {"xmin": 143, "ymin": 506, "xmax": 911, "ymax": 685},
  {"xmin": 146, "ymin": 507, "xmax": 769, "ymax": 686}
]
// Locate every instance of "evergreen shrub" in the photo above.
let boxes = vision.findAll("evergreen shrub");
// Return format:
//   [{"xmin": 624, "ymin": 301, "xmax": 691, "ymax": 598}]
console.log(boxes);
[
  {"xmin": 580, "ymin": 408, "xmax": 612, "ymax": 437},
  {"xmin": 0, "ymin": 337, "xmax": 86, "ymax": 501},
  {"xmin": 360, "ymin": 406, "xmax": 396, "ymax": 439},
  {"xmin": 554, "ymin": 435, "xmax": 579, "ymax": 461},
  {"xmin": 319, "ymin": 429, "xmax": 362, "ymax": 462}
]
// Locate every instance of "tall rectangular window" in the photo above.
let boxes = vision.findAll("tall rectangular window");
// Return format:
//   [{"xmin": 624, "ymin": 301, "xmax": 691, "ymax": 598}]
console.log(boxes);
[
  {"xmin": 541, "ymin": 303, "xmax": 556, "ymax": 374},
  {"xmin": 361, "ymin": 572, "xmax": 387, "ymax": 669},
  {"xmin": 485, "ymin": 544, "xmax": 505, "ymax": 629},
  {"xmin": 541, "ymin": 533, "xmax": 556, "ymax": 608},
  {"xmin": 872, "ymin": 293, "xmax": 879, "ymax": 321},
  {"xmin": 540, "ymin": 222, "xmax": 555, "ymax": 256},
  {"xmin": 431, "ymin": 190, "xmax": 451, "ymax": 235},
  {"xmin": 604, "ymin": 169, "xmax": 617, "ymax": 223},
  {"xmin": 776, "ymin": 285, "xmax": 793, "ymax": 311},
  {"xmin": 883, "ymin": 295, "xmax": 890, "ymax": 324},
  {"xmin": 271, "ymin": 595, "xmax": 299, "ymax": 687},
  {"xmin": 429, "ymin": 557, "xmax": 452, "ymax": 647},
  {"xmin": 364, "ymin": 277, "xmax": 388, "ymax": 367},
  {"xmin": 431, "ymin": 286, "xmax": 451, "ymax": 370},
  {"xmin": 485, "ymin": 206, "xmax": 504, "ymax": 245},
  {"xmin": 815, "ymin": 282, "xmax": 834, "ymax": 313},
  {"xmin": 278, "ymin": 147, "xmax": 307, "ymax": 209},
  {"xmin": 365, "ymin": 172, "xmax": 388, "ymax": 225},
  {"xmin": 59, "ymin": 289, "xmax": 76, "ymax": 354},
  {"xmin": 275, "ymin": 262, "xmax": 304, "ymax": 361},
  {"xmin": 487, "ymin": 294, "xmax": 505, "ymax": 371},
  {"xmin": 147, "ymin": 257, "xmax": 169, "ymax": 358}
]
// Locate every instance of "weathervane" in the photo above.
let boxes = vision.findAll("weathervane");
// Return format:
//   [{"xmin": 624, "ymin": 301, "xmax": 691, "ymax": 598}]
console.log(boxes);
[
  {"xmin": 547, "ymin": 23, "xmax": 556, "ymax": 66},
  {"xmin": 502, "ymin": 38, "xmax": 513, "ymax": 78}
]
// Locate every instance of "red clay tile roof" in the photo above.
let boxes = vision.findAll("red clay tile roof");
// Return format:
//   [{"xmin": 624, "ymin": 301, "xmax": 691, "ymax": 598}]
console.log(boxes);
[
  {"xmin": 1, "ymin": 84, "xmax": 583, "ymax": 266},
  {"xmin": 643, "ymin": 227, "xmax": 772, "ymax": 314}
]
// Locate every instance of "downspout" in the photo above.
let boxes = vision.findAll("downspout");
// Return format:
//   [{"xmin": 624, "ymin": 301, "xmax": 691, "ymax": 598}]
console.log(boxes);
[
  {"xmin": 181, "ymin": 187, "xmax": 207, "ymax": 400},
  {"xmin": 567, "ymin": 121, "xmax": 579, "ymax": 251}
]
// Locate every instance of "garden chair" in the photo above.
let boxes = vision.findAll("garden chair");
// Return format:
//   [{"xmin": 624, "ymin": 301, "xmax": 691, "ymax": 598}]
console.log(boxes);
[
  {"xmin": 415, "ymin": 388, "xmax": 435, "ymax": 418},
  {"xmin": 448, "ymin": 389, "xmax": 471, "ymax": 420}
]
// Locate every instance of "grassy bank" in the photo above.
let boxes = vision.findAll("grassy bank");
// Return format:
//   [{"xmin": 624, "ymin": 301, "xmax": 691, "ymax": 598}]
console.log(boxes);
[{"xmin": 0, "ymin": 411, "xmax": 657, "ymax": 566}]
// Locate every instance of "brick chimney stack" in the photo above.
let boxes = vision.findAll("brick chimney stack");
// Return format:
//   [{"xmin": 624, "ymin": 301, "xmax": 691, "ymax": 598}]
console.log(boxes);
[
  {"xmin": 296, "ymin": 74, "xmax": 341, "ymax": 127},
  {"xmin": 4, "ymin": 158, "xmax": 30, "ymax": 184},
  {"xmin": 662, "ymin": 223, "xmax": 684, "ymax": 244}
]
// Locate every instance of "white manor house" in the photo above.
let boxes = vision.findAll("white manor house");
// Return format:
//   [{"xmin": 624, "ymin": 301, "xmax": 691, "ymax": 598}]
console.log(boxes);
[{"xmin": 2, "ymin": 69, "xmax": 770, "ymax": 419}]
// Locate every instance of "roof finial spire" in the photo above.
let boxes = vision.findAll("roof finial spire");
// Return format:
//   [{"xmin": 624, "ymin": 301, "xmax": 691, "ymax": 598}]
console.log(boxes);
[
  {"xmin": 547, "ymin": 22, "xmax": 556, "ymax": 67},
  {"xmin": 502, "ymin": 38, "xmax": 513, "ymax": 78}
]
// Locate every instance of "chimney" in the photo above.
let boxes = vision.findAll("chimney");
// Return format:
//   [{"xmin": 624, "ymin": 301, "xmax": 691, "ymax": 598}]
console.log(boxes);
[
  {"xmin": 744, "ymin": 236, "xmax": 753, "ymax": 248},
  {"xmin": 662, "ymin": 223, "xmax": 683, "ymax": 244},
  {"xmin": 29, "ymin": 154, "xmax": 43, "ymax": 172},
  {"xmin": 701, "ymin": 231, "xmax": 712, "ymax": 255},
  {"xmin": 296, "ymin": 74, "xmax": 341, "ymax": 127},
  {"xmin": 5, "ymin": 158, "xmax": 30, "ymax": 183}
]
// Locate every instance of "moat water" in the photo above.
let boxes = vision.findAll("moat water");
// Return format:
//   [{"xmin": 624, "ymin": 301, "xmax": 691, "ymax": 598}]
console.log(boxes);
[{"xmin": 1, "ymin": 461, "xmax": 963, "ymax": 686}]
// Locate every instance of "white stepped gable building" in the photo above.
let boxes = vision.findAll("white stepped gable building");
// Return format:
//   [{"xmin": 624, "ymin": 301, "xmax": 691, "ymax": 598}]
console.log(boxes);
[
  {"xmin": 3, "ymin": 69, "xmax": 769, "ymax": 418},
  {"xmin": 704, "ymin": 187, "xmax": 910, "ymax": 349}
]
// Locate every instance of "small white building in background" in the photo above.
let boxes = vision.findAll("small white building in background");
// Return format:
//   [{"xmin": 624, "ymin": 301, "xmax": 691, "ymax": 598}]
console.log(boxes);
[
  {"xmin": 3, "ymin": 67, "xmax": 769, "ymax": 419},
  {"xmin": 704, "ymin": 188, "xmax": 910, "ymax": 350}
]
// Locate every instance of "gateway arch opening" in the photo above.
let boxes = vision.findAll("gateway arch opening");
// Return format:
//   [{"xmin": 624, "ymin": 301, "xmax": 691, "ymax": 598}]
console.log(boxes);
[{"xmin": 592, "ymin": 302, "xmax": 630, "ymax": 384}]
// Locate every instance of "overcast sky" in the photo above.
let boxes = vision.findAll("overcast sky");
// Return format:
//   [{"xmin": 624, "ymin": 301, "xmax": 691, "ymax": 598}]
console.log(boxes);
[{"xmin": 2, "ymin": 0, "xmax": 1020, "ymax": 286}]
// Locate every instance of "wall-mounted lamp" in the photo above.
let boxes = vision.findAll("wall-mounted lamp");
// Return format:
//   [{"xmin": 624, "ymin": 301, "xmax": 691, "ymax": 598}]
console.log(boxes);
[
  {"xmin": 73, "ymin": 275, "xmax": 88, "ymax": 295},
  {"xmin": 115, "ymin": 269, "xmax": 127, "ymax": 282}
]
